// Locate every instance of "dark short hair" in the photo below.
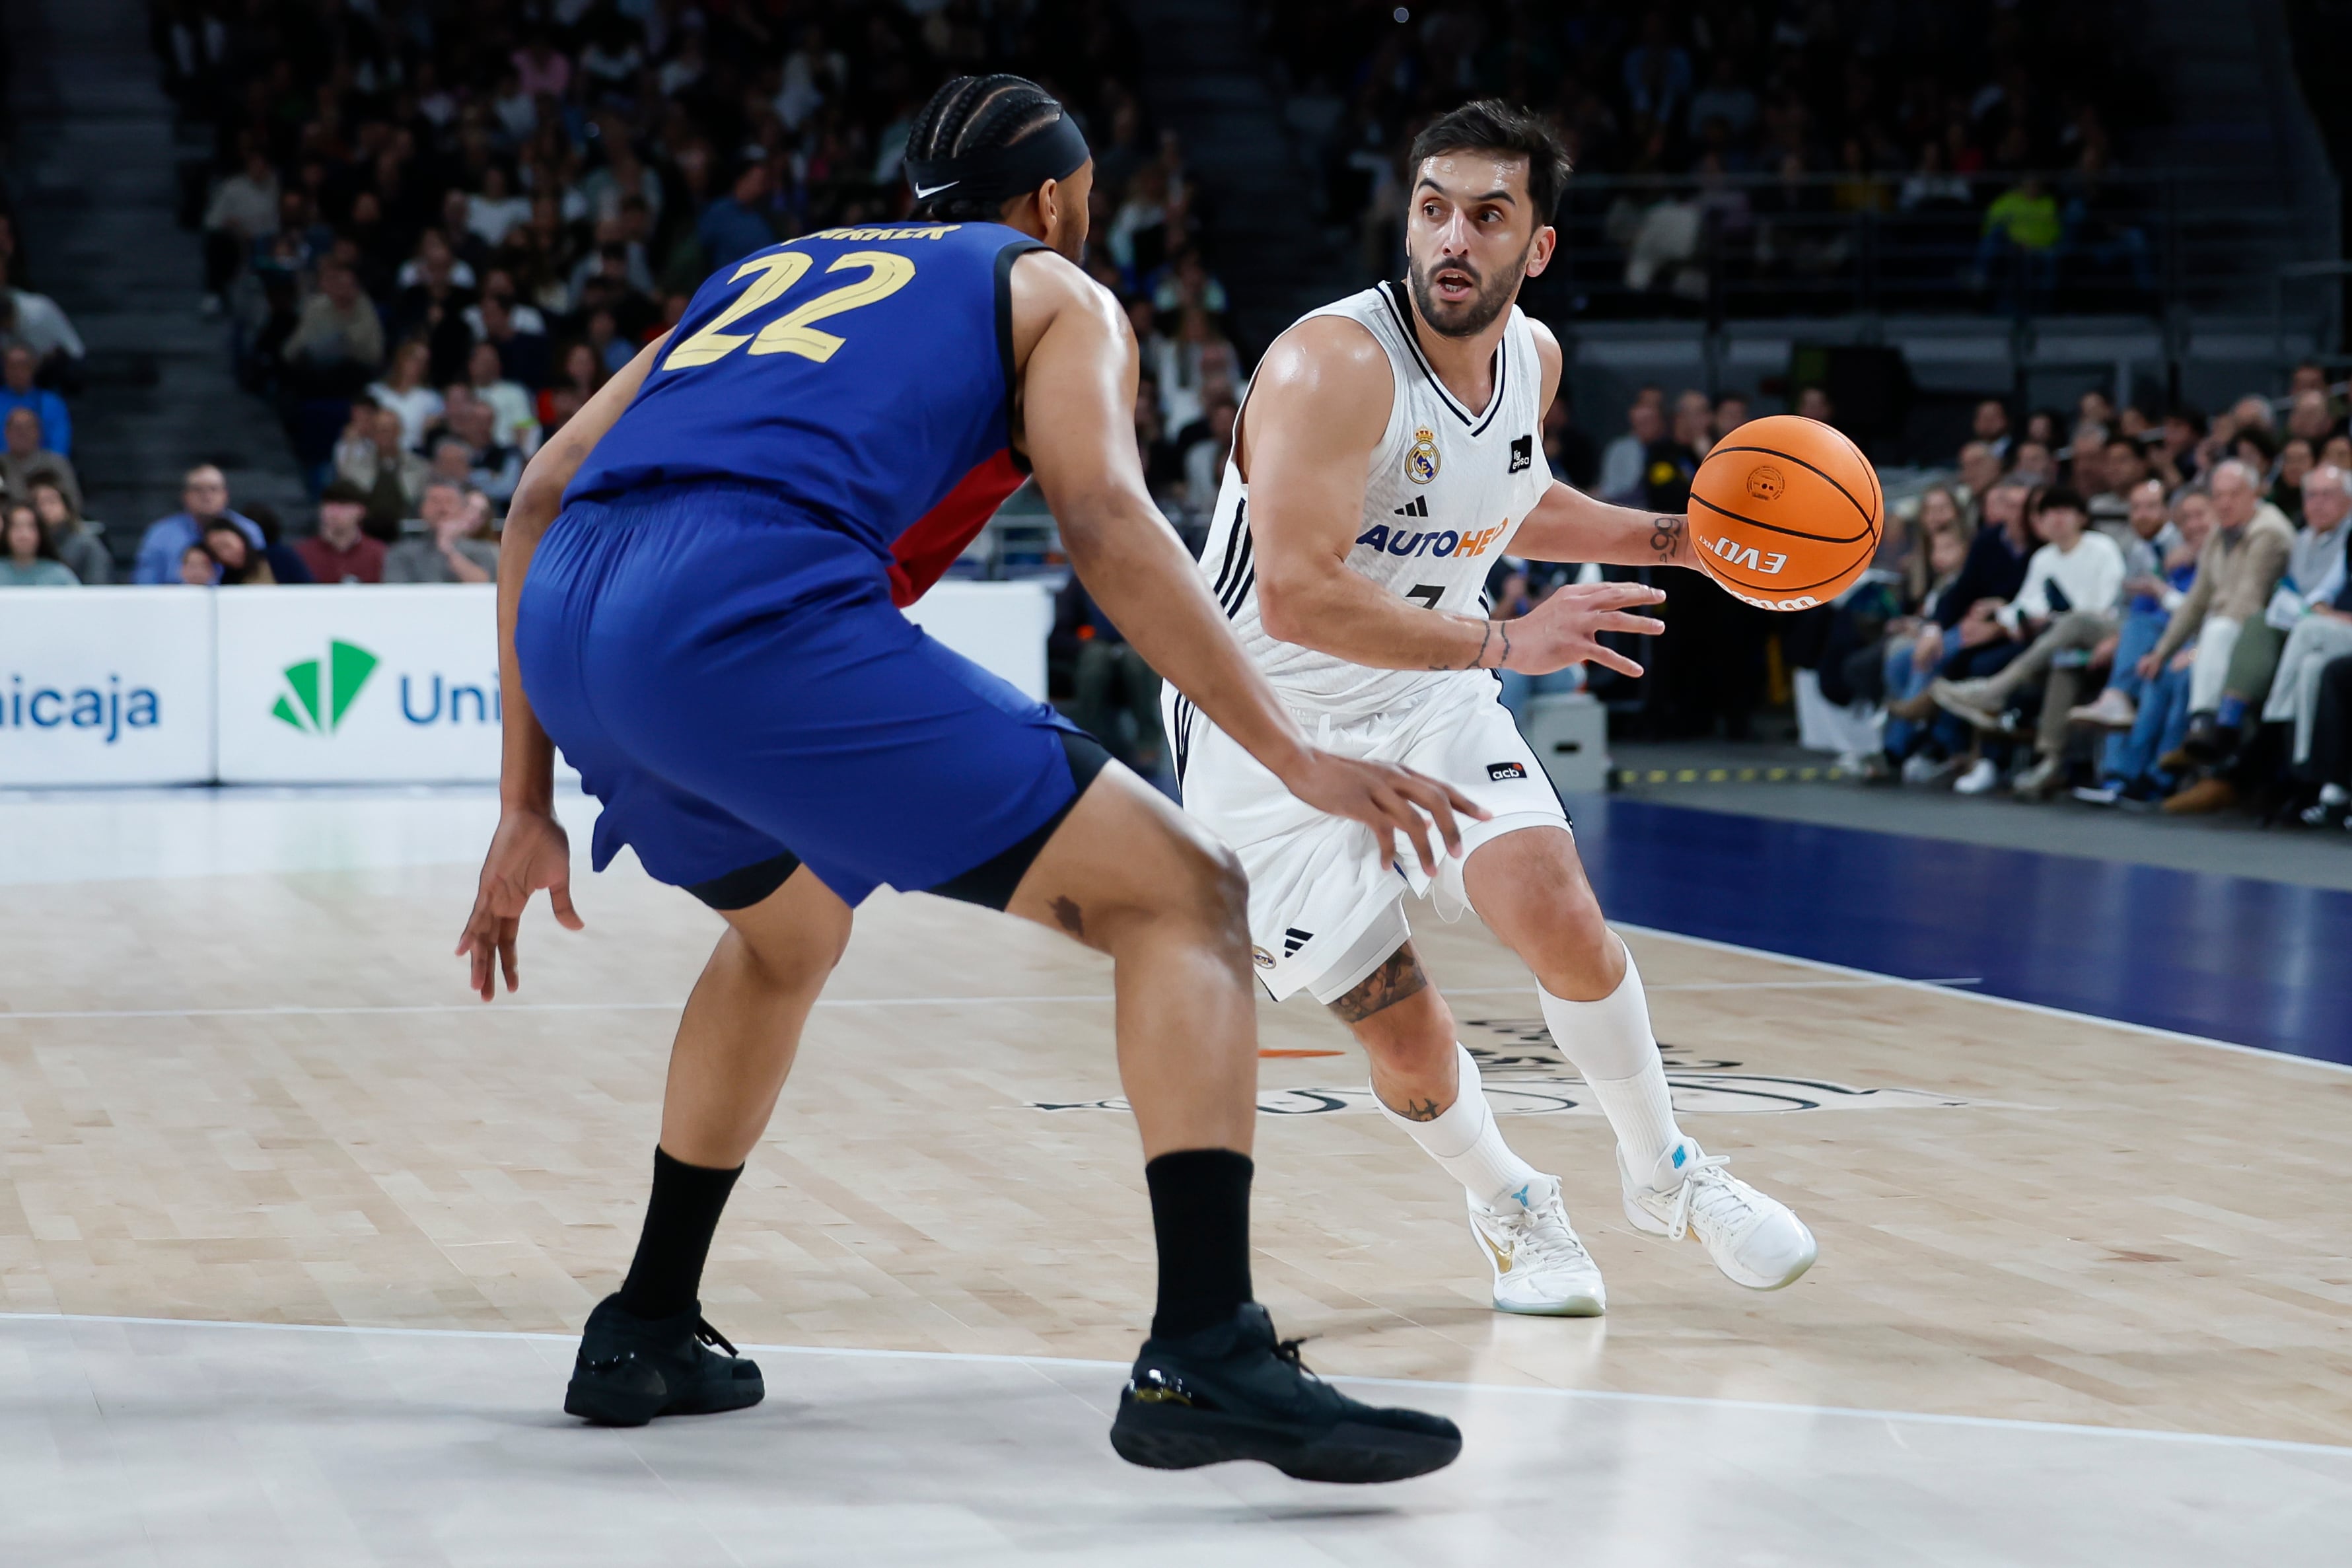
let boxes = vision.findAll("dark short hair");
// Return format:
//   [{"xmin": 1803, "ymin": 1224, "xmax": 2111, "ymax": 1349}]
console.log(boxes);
[
  {"xmin": 1407, "ymin": 99, "xmax": 1573, "ymax": 222},
  {"xmin": 2035, "ymin": 485, "xmax": 2089, "ymax": 515}
]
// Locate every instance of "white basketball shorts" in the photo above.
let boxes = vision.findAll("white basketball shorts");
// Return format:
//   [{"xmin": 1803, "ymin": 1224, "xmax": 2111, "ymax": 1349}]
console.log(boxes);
[{"xmin": 1164, "ymin": 673, "xmax": 1571, "ymax": 1005}]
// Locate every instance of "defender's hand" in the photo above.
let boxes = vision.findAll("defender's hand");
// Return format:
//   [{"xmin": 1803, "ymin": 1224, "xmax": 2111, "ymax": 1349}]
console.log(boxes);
[
  {"xmin": 456, "ymin": 809, "xmax": 584, "ymax": 1001},
  {"xmin": 1278, "ymin": 752, "xmax": 1489, "ymax": 877},
  {"xmin": 1497, "ymin": 581, "xmax": 1666, "ymax": 677}
]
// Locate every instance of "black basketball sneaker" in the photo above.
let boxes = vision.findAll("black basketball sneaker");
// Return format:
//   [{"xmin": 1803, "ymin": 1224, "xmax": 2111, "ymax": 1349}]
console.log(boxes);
[
  {"xmin": 563, "ymin": 1294, "xmax": 765, "ymax": 1427},
  {"xmin": 1110, "ymin": 1302, "xmax": 1462, "ymax": 1483}
]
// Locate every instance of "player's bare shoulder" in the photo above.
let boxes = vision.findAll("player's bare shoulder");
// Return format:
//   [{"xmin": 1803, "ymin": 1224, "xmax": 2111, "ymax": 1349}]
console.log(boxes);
[
  {"xmin": 1240, "ymin": 314, "xmax": 1394, "ymax": 474},
  {"xmin": 1005, "ymin": 246, "xmax": 1129, "ymax": 372}
]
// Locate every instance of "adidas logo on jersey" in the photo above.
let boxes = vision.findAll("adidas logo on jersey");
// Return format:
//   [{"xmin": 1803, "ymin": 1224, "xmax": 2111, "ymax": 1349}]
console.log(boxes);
[
  {"xmin": 1353, "ymin": 522, "xmax": 1507, "ymax": 559},
  {"xmin": 1281, "ymin": 927, "xmax": 1314, "ymax": 957},
  {"xmin": 1392, "ymin": 497, "xmax": 1429, "ymax": 518}
]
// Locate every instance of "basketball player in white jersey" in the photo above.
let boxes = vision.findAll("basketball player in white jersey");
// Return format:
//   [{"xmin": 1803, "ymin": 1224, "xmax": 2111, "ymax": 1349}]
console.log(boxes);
[{"xmin": 1166, "ymin": 100, "xmax": 1816, "ymax": 1315}]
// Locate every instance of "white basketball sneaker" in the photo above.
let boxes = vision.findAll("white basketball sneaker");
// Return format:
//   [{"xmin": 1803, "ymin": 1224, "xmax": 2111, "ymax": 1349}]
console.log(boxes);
[
  {"xmin": 1618, "ymin": 1138, "xmax": 1816, "ymax": 1291},
  {"xmin": 1467, "ymin": 1177, "xmax": 1606, "ymax": 1316}
]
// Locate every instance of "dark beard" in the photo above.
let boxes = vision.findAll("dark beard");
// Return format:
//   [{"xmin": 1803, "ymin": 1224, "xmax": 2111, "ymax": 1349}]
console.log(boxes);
[{"xmin": 1406, "ymin": 241, "xmax": 1530, "ymax": 339}]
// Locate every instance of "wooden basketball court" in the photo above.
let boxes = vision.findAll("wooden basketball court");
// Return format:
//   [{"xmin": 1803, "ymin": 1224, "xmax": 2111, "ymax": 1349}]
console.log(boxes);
[{"xmin": 3, "ymin": 788, "xmax": 2347, "ymax": 1563}]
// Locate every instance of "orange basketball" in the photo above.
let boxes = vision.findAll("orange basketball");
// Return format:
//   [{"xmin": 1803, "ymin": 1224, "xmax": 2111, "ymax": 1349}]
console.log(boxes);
[{"xmin": 1688, "ymin": 414, "xmax": 1883, "ymax": 610}]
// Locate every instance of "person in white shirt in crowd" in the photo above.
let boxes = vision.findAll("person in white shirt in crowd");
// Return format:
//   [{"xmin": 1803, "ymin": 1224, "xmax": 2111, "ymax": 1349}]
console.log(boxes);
[
  {"xmin": 0, "ymin": 287, "xmax": 86, "ymax": 376},
  {"xmin": 466, "ymin": 341, "xmax": 541, "ymax": 456},
  {"xmin": 365, "ymin": 339, "xmax": 444, "ymax": 452},
  {"xmin": 1595, "ymin": 388, "xmax": 1664, "ymax": 505},
  {"xmin": 1931, "ymin": 485, "xmax": 2127, "ymax": 798},
  {"xmin": 2258, "ymin": 465, "xmax": 2352, "ymax": 777},
  {"xmin": 466, "ymin": 166, "xmax": 535, "ymax": 249}
]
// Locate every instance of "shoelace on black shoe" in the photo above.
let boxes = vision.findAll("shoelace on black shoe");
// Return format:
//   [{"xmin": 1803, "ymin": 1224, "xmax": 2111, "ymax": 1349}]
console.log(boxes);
[
  {"xmin": 1271, "ymin": 1334, "xmax": 1324, "ymax": 1382},
  {"xmin": 695, "ymin": 1318, "xmax": 738, "ymax": 1357}
]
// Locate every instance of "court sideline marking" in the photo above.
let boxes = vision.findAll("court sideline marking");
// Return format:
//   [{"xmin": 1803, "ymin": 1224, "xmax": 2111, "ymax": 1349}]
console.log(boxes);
[
  {"xmin": 5, "ymin": 1310, "xmax": 2346, "ymax": 1461},
  {"xmin": 1612, "ymin": 920, "xmax": 2352, "ymax": 1077},
  {"xmin": 0, "ymin": 976, "xmax": 1984, "ymax": 1022}
]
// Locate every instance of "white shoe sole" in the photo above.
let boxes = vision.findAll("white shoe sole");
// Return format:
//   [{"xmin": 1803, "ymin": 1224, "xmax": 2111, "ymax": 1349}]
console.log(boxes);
[{"xmin": 1491, "ymin": 1287, "xmax": 1605, "ymax": 1318}]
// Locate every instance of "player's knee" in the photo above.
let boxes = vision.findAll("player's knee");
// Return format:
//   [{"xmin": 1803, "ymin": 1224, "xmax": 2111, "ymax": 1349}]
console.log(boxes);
[
  {"xmin": 1522, "ymin": 898, "xmax": 1619, "ymax": 997},
  {"xmin": 734, "ymin": 916, "xmax": 849, "ymax": 998},
  {"xmin": 1152, "ymin": 829, "xmax": 1248, "ymax": 938}
]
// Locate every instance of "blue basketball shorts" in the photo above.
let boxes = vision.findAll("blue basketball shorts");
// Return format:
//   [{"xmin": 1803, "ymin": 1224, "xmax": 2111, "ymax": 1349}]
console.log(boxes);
[{"xmin": 516, "ymin": 481, "xmax": 1101, "ymax": 909}]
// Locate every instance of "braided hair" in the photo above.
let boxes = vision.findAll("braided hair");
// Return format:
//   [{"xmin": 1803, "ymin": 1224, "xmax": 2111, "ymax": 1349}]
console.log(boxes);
[{"xmin": 906, "ymin": 75, "xmax": 1071, "ymax": 223}]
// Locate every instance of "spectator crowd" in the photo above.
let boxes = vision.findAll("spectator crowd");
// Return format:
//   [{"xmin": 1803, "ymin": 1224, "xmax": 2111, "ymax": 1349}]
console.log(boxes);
[
  {"xmin": 1266, "ymin": 1, "xmax": 2161, "ymax": 311},
  {"xmin": 11, "ymin": 0, "xmax": 1236, "ymax": 590},
  {"xmin": 1748, "ymin": 373, "xmax": 2352, "ymax": 834}
]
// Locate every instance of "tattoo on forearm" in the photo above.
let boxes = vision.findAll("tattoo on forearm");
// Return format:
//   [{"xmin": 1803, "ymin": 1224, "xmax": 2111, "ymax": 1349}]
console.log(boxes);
[
  {"xmin": 1650, "ymin": 515, "xmax": 1685, "ymax": 565},
  {"xmin": 1327, "ymin": 945, "xmax": 1430, "ymax": 1023},
  {"xmin": 1050, "ymin": 896, "xmax": 1085, "ymax": 939}
]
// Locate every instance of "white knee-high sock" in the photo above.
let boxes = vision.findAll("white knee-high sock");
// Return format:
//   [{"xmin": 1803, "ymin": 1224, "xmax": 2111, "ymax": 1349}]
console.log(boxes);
[
  {"xmin": 1538, "ymin": 939, "xmax": 1683, "ymax": 1174},
  {"xmin": 1376, "ymin": 1043, "xmax": 1546, "ymax": 1211}
]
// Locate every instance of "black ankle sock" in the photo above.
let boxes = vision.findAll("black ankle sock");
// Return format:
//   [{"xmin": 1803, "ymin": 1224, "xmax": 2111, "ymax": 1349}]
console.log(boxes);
[
  {"xmin": 1144, "ymin": 1149, "xmax": 1255, "ymax": 1339},
  {"xmin": 616, "ymin": 1147, "xmax": 743, "ymax": 1320}
]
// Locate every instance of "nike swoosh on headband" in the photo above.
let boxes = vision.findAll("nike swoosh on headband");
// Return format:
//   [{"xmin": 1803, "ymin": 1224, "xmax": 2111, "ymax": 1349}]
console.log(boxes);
[{"xmin": 913, "ymin": 180, "xmax": 959, "ymax": 198}]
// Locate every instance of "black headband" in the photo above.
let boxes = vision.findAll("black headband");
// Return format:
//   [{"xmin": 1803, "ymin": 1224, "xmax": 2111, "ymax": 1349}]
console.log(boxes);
[{"xmin": 904, "ymin": 110, "xmax": 1090, "ymax": 207}]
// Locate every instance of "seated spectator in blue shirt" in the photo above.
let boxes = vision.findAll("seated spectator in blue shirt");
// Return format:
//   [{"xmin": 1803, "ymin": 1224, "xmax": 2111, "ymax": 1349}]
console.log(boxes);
[
  {"xmin": 696, "ymin": 155, "xmax": 777, "ymax": 271},
  {"xmin": 133, "ymin": 464, "xmax": 264, "ymax": 584},
  {"xmin": 0, "ymin": 344, "xmax": 69, "ymax": 456}
]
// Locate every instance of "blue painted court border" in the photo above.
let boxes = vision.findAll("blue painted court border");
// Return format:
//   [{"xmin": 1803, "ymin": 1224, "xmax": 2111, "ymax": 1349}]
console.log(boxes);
[{"xmin": 1567, "ymin": 798, "xmax": 2352, "ymax": 1067}]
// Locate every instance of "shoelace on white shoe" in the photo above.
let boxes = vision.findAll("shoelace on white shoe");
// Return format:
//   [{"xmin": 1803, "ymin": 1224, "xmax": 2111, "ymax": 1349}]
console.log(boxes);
[
  {"xmin": 1656, "ymin": 1154, "xmax": 1764, "ymax": 1242},
  {"xmin": 1496, "ymin": 1201, "xmax": 1593, "ymax": 1273}
]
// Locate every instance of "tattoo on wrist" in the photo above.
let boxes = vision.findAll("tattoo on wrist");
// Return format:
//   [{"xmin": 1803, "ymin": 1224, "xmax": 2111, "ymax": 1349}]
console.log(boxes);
[
  {"xmin": 1497, "ymin": 621, "xmax": 1511, "ymax": 668},
  {"xmin": 1437, "ymin": 619, "xmax": 1497, "ymax": 672},
  {"xmin": 1650, "ymin": 515, "xmax": 1684, "ymax": 564}
]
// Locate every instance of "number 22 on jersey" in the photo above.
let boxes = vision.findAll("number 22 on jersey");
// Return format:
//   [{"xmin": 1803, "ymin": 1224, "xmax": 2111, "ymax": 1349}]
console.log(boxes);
[{"xmin": 664, "ymin": 250, "xmax": 918, "ymax": 371}]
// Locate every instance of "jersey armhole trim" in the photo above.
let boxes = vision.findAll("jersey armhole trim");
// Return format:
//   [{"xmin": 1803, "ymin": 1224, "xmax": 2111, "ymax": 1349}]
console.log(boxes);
[{"xmin": 995, "ymin": 238, "xmax": 1049, "ymax": 476}]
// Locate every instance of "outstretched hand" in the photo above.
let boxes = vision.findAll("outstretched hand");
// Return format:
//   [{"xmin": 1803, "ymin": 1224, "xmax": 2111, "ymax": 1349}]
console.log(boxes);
[
  {"xmin": 1500, "ymin": 581, "xmax": 1667, "ymax": 678},
  {"xmin": 456, "ymin": 808, "xmax": 584, "ymax": 1001},
  {"xmin": 1280, "ymin": 752, "xmax": 1489, "ymax": 877}
]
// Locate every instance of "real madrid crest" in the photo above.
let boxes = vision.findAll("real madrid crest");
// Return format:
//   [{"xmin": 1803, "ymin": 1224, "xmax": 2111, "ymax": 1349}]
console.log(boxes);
[
  {"xmin": 1406, "ymin": 427, "xmax": 1441, "ymax": 485},
  {"xmin": 1250, "ymin": 945, "xmax": 1277, "ymax": 970}
]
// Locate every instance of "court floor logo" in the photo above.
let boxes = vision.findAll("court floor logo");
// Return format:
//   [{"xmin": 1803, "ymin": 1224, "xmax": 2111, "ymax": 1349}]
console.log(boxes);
[
  {"xmin": 1026, "ymin": 1027, "xmax": 1982, "ymax": 1117},
  {"xmin": 271, "ymin": 639, "xmax": 379, "ymax": 736}
]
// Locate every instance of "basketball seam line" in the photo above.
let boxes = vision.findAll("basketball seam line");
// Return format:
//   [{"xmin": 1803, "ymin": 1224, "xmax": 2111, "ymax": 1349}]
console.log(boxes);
[
  {"xmin": 1705, "ymin": 442, "xmax": 1876, "ymax": 530},
  {"xmin": 1691, "ymin": 491, "xmax": 1876, "ymax": 548}
]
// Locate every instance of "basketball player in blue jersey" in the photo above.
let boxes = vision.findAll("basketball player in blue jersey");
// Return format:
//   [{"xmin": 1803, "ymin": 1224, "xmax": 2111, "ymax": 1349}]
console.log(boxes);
[{"xmin": 455, "ymin": 76, "xmax": 1477, "ymax": 1484}]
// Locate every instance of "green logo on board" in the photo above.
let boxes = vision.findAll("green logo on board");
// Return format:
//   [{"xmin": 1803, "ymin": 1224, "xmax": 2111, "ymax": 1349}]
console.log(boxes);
[{"xmin": 271, "ymin": 640, "xmax": 378, "ymax": 734}]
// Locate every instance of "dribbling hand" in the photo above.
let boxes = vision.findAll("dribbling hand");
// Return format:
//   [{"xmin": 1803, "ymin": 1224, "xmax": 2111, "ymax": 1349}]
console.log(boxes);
[
  {"xmin": 1280, "ymin": 752, "xmax": 1489, "ymax": 877},
  {"xmin": 1499, "ymin": 581, "xmax": 1666, "ymax": 678},
  {"xmin": 456, "ymin": 808, "xmax": 585, "ymax": 1001}
]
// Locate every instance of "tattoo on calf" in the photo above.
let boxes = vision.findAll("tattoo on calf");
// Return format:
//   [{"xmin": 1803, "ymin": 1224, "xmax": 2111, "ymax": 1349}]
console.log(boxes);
[
  {"xmin": 1327, "ymin": 946, "xmax": 1430, "ymax": 1023},
  {"xmin": 1397, "ymin": 1097, "xmax": 1443, "ymax": 1122},
  {"xmin": 1050, "ymin": 896, "xmax": 1085, "ymax": 938}
]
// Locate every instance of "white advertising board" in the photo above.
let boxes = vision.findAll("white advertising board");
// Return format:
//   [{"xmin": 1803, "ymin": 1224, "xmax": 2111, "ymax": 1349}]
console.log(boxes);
[
  {"xmin": 904, "ymin": 579, "xmax": 1053, "ymax": 700},
  {"xmin": 215, "ymin": 586, "xmax": 506, "ymax": 784},
  {"xmin": 3, "ymin": 582, "xmax": 1053, "ymax": 789},
  {"xmin": 0, "ymin": 587, "xmax": 216, "ymax": 785},
  {"xmin": 211, "ymin": 580, "xmax": 1054, "ymax": 785}
]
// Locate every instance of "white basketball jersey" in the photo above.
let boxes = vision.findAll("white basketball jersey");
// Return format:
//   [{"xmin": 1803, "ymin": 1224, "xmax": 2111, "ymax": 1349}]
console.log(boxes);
[{"xmin": 1197, "ymin": 281, "xmax": 1550, "ymax": 719}]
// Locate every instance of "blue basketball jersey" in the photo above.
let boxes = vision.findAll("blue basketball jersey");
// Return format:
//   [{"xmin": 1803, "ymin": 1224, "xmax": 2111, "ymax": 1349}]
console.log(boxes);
[{"xmin": 565, "ymin": 221, "xmax": 1044, "ymax": 604}]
